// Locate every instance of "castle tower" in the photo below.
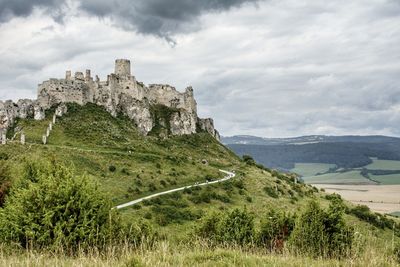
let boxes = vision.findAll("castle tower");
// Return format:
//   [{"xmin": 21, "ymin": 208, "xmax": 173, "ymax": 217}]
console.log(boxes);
[
  {"xmin": 115, "ymin": 59, "xmax": 131, "ymax": 77},
  {"xmin": 85, "ymin": 69, "xmax": 91, "ymax": 81}
]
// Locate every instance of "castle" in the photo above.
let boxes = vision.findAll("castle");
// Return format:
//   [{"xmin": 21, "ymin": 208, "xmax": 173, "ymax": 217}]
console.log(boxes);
[{"xmin": 0, "ymin": 59, "xmax": 219, "ymax": 142}]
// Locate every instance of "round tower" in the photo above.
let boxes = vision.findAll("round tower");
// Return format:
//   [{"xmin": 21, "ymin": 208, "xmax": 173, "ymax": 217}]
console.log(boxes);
[{"xmin": 115, "ymin": 59, "xmax": 131, "ymax": 77}]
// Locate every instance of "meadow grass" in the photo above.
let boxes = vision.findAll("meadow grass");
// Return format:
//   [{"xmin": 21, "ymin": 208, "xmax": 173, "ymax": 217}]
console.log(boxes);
[
  {"xmin": 1, "ymin": 104, "xmax": 400, "ymax": 266},
  {"xmin": 291, "ymin": 163, "xmax": 336, "ymax": 177},
  {"xmin": 303, "ymin": 170, "xmax": 375, "ymax": 185},
  {"xmin": 369, "ymin": 174, "xmax": 400, "ymax": 185},
  {"xmin": 365, "ymin": 159, "xmax": 400, "ymax": 171},
  {"xmin": 0, "ymin": 234, "xmax": 398, "ymax": 267}
]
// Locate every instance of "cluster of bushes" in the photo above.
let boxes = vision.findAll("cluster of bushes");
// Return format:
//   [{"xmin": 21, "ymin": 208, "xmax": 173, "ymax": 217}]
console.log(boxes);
[
  {"xmin": 264, "ymin": 186, "xmax": 279, "ymax": 198},
  {"xmin": 143, "ymin": 193, "xmax": 202, "ymax": 226},
  {"xmin": 197, "ymin": 208, "xmax": 255, "ymax": 246},
  {"xmin": 349, "ymin": 205, "xmax": 400, "ymax": 235},
  {"xmin": 182, "ymin": 185, "xmax": 233, "ymax": 204},
  {"xmin": 395, "ymin": 243, "xmax": 400, "ymax": 263},
  {"xmin": 197, "ymin": 199, "xmax": 354, "ymax": 258},
  {"xmin": 188, "ymin": 190, "xmax": 231, "ymax": 204},
  {"xmin": 0, "ymin": 161, "xmax": 12, "ymax": 207},
  {"xmin": 0, "ymin": 160, "xmax": 156, "ymax": 252},
  {"xmin": 242, "ymin": 155, "xmax": 271, "ymax": 171}
]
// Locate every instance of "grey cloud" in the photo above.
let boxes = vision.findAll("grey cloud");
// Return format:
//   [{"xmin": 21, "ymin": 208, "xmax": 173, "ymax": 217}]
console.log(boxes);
[
  {"xmin": 79, "ymin": 0, "xmax": 261, "ymax": 44},
  {"xmin": 0, "ymin": 0, "xmax": 66, "ymax": 22},
  {"xmin": 1, "ymin": 0, "xmax": 400, "ymax": 138},
  {"xmin": 0, "ymin": 0, "xmax": 261, "ymax": 43}
]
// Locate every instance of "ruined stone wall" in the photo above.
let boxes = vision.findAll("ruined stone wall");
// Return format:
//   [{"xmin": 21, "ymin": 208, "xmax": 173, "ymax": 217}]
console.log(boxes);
[
  {"xmin": 147, "ymin": 84, "xmax": 197, "ymax": 114},
  {"xmin": 0, "ymin": 99, "xmax": 45, "ymax": 137},
  {"xmin": 37, "ymin": 78, "xmax": 91, "ymax": 109},
  {"xmin": 0, "ymin": 59, "xmax": 219, "ymax": 140}
]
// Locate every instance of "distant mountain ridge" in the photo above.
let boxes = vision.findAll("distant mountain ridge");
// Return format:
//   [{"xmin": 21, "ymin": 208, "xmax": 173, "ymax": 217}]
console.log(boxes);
[
  {"xmin": 223, "ymin": 135, "xmax": 400, "ymax": 170},
  {"xmin": 222, "ymin": 135, "xmax": 400, "ymax": 146}
]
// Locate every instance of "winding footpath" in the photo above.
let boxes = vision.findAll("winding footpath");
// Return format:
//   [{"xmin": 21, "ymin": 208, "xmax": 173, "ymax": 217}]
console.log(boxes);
[{"xmin": 115, "ymin": 169, "xmax": 236, "ymax": 209}]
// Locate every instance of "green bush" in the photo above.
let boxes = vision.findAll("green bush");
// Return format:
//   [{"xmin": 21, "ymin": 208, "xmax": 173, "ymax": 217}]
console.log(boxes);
[
  {"xmin": 0, "ymin": 152, "xmax": 8, "ymax": 160},
  {"xmin": 152, "ymin": 205, "xmax": 200, "ymax": 226},
  {"xmin": 0, "ymin": 162, "xmax": 11, "ymax": 207},
  {"xmin": 197, "ymin": 208, "xmax": 255, "ymax": 246},
  {"xmin": 394, "ymin": 242, "xmax": 400, "ymax": 263},
  {"xmin": 189, "ymin": 191, "xmax": 231, "ymax": 204},
  {"xmin": 264, "ymin": 186, "xmax": 279, "ymax": 198},
  {"xmin": 289, "ymin": 201, "xmax": 354, "ymax": 258},
  {"xmin": 148, "ymin": 182, "xmax": 157, "ymax": 192},
  {"xmin": 257, "ymin": 210, "xmax": 295, "ymax": 251},
  {"xmin": 109, "ymin": 165, "xmax": 116, "ymax": 172},
  {"xmin": 350, "ymin": 205, "xmax": 399, "ymax": 234},
  {"xmin": 0, "ymin": 160, "xmax": 150, "ymax": 251},
  {"xmin": 242, "ymin": 155, "xmax": 256, "ymax": 165},
  {"xmin": 121, "ymin": 168, "xmax": 130, "ymax": 175}
]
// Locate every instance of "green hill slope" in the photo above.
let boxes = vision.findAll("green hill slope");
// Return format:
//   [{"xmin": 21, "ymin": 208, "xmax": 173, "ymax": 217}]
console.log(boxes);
[{"xmin": 1, "ymin": 103, "xmax": 399, "ymax": 266}]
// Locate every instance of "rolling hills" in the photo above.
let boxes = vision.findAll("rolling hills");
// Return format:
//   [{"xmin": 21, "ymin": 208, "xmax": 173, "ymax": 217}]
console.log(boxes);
[{"xmin": 0, "ymin": 105, "xmax": 399, "ymax": 266}]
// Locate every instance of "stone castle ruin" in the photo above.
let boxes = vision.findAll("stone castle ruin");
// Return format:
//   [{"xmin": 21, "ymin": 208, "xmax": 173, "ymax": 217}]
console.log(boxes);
[{"xmin": 0, "ymin": 59, "xmax": 219, "ymax": 143}]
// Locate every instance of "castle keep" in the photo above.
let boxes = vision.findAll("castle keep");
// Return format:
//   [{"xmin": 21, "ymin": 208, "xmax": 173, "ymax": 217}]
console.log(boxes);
[{"xmin": 0, "ymin": 59, "xmax": 219, "ymax": 142}]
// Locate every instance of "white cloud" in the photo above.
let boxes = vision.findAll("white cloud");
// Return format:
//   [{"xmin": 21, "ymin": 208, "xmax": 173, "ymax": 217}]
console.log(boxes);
[{"xmin": 0, "ymin": 0, "xmax": 399, "ymax": 137}]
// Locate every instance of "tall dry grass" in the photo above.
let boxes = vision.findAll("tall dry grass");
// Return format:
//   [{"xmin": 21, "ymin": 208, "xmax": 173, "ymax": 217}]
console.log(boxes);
[{"xmin": 0, "ymin": 231, "xmax": 398, "ymax": 267}]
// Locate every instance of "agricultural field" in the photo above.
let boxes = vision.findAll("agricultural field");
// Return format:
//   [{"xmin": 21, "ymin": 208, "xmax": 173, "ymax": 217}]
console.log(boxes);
[
  {"xmin": 369, "ymin": 174, "xmax": 400, "ymax": 185},
  {"xmin": 295, "ymin": 157, "xmax": 400, "ymax": 186},
  {"xmin": 365, "ymin": 158, "xmax": 400, "ymax": 171},
  {"xmin": 391, "ymin": 211, "xmax": 400, "ymax": 217},
  {"xmin": 302, "ymin": 170, "xmax": 375, "ymax": 185},
  {"xmin": 291, "ymin": 163, "xmax": 336, "ymax": 177},
  {"xmin": 314, "ymin": 184, "xmax": 400, "ymax": 214}
]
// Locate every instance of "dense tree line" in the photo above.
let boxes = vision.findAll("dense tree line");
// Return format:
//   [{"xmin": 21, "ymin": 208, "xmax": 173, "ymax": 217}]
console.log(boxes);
[{"xmin": 228, "ymin": 142, "xmax": 400, "ymax": 170}]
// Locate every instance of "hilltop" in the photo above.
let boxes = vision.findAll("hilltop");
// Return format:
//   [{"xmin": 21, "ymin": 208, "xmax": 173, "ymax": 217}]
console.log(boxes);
[
  {"xmin": 0, "ymin": 62, "xmax": 398, "ymax": 265},
  {"xmin": 0, "ymin": 104, "xmax": 399, "ymax": 265},
  {"xmin": 0, "ymin": 59, "xmax": 219, "ymax": 144}
]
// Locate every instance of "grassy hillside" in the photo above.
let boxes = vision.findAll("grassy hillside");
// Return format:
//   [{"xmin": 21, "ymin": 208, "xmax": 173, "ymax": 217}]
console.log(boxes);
[{"xmin": 1, "ymin": 103, "xmax": 400, "ymax": 266}]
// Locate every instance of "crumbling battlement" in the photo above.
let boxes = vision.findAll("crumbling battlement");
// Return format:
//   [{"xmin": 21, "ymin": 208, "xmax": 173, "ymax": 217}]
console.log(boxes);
[{"xmin": 0, "ymin": 59, "xmax": 219, "ymax": 140}]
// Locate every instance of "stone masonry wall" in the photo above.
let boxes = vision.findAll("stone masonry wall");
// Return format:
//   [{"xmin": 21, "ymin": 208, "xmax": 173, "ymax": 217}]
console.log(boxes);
[{"xmin": 0, "ymin": 59, "xmax": 219, "ymax": 140}]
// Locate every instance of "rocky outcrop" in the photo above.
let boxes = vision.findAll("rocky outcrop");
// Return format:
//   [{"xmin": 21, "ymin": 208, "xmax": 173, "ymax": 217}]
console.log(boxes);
[
  {"xmin": 169, "ymin": 111, "xmax": 197, "ymax": 135},
  {"xmin": 198, "ymin": 118, "xmax": 220, "ymax": 141},
  {"xmin": 0, "ymin": 59, "xmax": 219, "ymax": 140}
]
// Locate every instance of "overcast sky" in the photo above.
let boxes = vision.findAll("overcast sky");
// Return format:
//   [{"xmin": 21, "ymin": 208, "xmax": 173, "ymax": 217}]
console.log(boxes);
[{"xmin": 0, "ymin": 0, "xmax": 399, "ymax": 137}]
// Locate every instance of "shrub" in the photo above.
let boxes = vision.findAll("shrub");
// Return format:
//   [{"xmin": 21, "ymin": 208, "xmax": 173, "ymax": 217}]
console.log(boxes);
[
  {"xmin": 189, "ymin": 191, "xmax": 231, "ymax": 204},
  {"xmin": 350, "ymin": 205, "xmax": 399, "ymax": 234},
  {"xmin": 394, "ymin": 242, "xmax": 400, "ymax": 263},
  {"xmin": 257, "ymin": 210, "xmax": 295, "ymax": 251},
  {"xmin": 197, "ymin": 208, "xmax": 255, "ymax": 246},
  {"xmin": 233, "ymin": 179, "xmax": 245, "ymax": 189},
  {"xmin": 109, "ymin": 165, "xmax": 116, "ymax": 172},
  {"xmin": 121, "ymin": 168, "xmax": 130, "ymax": 175},
  {"xmin": 0, "ymin": 152, "xmax": 8, "ymax": 160},
  {"xmin": 197, "ymin": 212, "xmax": 221, "ymax": 241},
  {"xmin": 0, "ymin": 162, "xmax": 11, "ymax": 207},
  {"xmin": 152, "ymin": 205, "xmax": 200, "ymax": 226},
  {"xmin": 242, "ymin": 155, "xmax": 256, "ymax": 165},
  {"xmin": 148, "ymin": 183, "xmax": 157, "ymax": 192},
  {"xmin": 0, "ymin": 161, "xmax": 139, "ymax": 251},
  {"xmin": 289, "ymin": 201, "xmax": 353, "ymax": 258},
  {"xmin": 264, "ymin": 186, "xmax": 279, "ymax": 198}
]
